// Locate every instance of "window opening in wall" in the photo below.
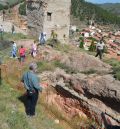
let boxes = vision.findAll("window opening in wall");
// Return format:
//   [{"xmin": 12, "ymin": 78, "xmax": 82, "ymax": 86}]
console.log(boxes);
[{"xmin": 47, "ymin": 12, "xmax": 52, "ymax": 21}]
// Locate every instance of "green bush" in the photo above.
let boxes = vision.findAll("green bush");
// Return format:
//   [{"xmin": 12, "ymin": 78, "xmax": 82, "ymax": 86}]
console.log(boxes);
[
  {"xmin": 105, "ymin": 58, "xmax": 120, "ymax": 80},
  {"xmin": 19, "ymin": 2, "xmax": 26, "ymax": 16},
  {"xmin": 37, "ymin": 61, "xmax": 55, "ymax": 72},
  {"xmin": 0, "ymin": 4, "xmax": 4, "ymax": 10},
  {"xmin": 79, "ymin": 37, "xmax": 84, "ymax": 48},
  {"xmin": 81, "ymin": 69, "xmax": 97, "ymax": 75}
]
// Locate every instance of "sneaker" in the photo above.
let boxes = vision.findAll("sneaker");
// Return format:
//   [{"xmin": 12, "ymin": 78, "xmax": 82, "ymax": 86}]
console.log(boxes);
[{"xmin": 10, "ymin": 56, "xmax": 13, "ymax": 58}]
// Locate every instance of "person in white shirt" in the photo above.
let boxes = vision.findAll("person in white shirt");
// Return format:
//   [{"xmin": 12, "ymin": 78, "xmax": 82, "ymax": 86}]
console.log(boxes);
[
  {"xmin": 95, "ymin": 40, "xmax": 105, "ymax": 59},
  {"xmin": 38, "ymin": 32, "xmax": 46, "ymax": 45},
  {"xmin": 10, "ymin": 41, "xmax": 17, "ymax": 58}
]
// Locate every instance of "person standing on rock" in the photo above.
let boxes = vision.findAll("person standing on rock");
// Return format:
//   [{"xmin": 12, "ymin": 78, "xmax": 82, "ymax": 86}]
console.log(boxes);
[
  {"xmin": 21, "ymin": 62, "xmax": 42, "ymax": 117},
  {"xmin": 95, "ymin": 39, "xmax": 105, "ymax": 60}
]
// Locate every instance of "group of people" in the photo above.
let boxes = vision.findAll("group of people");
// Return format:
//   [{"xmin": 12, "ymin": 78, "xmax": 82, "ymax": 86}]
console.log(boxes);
[
  {"xmin": 9, "ymin": 31, "xmax": 105, "ymax": 118},
  {"xmin": 10, "ymin": 41, "xmax": 38, "ymax": 63},
  {"xmin": 10, "ymin": 41, "xmax": 44, "ymax": 117},
  {"xmin": 10, "ymin": 33, "xmax": 47, "ymax": 116}
]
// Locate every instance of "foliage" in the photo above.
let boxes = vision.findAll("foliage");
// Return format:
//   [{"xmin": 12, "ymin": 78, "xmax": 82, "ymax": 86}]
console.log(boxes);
[
  {"xmin": 71, "ymin": 0, "xmax": 120, "ymax": 26},
  {"xmin": 81, "ymin": 69, "xmax": 97, "ymax": 75},
  {"xmin": 0, "ymin": 0, "xmax": 24, "ymax": 10},
  {"xmin": 37, "ymin": 61, "xmax": 55, "ymax": 72},
  {"xmin": 105, "ymin": 58, "xmax": 120, "ymax": 80},
  {"xmin": 79, "ymin": 37, "xmax": 84, "ymax": 48},
  {"xmin": 99, "ymin": 3, "xmax": 120, "ymax": 16},
  {"xmin": 0, "ymin": 4, "xmax": 4, "ymax": 10},
  {"xmin": 0, "ymin": 82, "xmax": 66, "ymax": 129},
  {"xmin": 19, "ymin": 2, "xmax": 26, "ymax": 16},
  {"xmin": 37, "ymin": 60, "xmax": 77, "ymax": 74},
  {"xmin": 2, "ymin": 32, "xmax": 31, "ymax": 41},
  {"xmin": 54, "ymin": 60, "xmax": 77, "ymax": 74}
]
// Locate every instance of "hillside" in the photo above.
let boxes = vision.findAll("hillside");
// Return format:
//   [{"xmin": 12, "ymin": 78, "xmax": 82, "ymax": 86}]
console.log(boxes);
[
  {"xmin": 99, "ymin": 3, "xmax": 120, "ymax": 16},
  {"xmin": 0, "ymin": 0, "xmax": 120, "ymax": 128},
  {"xmin": 0, "ymin": 0, "xmax": 23, "ymax": 10},
  {"xmin": 0, "ymin": 31, "xmax": 120, "ymax": 128},
  {"xmin": 71, "ymin": 0, "xmax": 120, "ymax": 27}
]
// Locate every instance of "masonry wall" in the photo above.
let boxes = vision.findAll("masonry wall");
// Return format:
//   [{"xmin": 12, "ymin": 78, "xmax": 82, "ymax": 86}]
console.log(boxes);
[
  {"xmin": 26, "ymin": 0, "xmax": 45, "ymax": 37},
  {"xmin": 26, "ymin": 0, "xmax": 71, "ymax": 43},
  {"xmin": 43, "ymin": 0, "xmax": 71, "ymax": 43}
]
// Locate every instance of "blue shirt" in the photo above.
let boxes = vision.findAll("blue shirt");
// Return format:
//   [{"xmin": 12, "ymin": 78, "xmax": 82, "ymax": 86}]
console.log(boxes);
[{"xmin": 22, "ymin": 71, "xmax": 42, "ymax": 91}]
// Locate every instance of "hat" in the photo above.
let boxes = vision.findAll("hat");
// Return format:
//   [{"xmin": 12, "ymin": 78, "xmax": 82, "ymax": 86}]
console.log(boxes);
[{"xmin": 29, "ymin": 62, "xmax": 37, "ymax": 70}]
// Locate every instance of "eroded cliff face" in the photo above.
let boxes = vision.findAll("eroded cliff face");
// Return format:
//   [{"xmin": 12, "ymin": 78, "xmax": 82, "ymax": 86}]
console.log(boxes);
[
  {"xmin": 38, "ymin": 46, "xmax": 120, "ymax": 128},
  {"xmin": 41, "ymin": 70, "xmax": 120, "ymax": 128}
]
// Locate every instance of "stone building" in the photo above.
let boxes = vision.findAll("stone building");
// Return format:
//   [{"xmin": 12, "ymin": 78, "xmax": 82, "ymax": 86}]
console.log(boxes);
[{"xmin": 26, "ymin": 0, "xmax": 71, "ymax": 43}]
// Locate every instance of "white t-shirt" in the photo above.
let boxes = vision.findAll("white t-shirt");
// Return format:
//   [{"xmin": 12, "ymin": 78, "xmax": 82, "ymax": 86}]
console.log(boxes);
[{"xmin": 96, "ymin": 42, "xmax": 105, "ymax": 50}]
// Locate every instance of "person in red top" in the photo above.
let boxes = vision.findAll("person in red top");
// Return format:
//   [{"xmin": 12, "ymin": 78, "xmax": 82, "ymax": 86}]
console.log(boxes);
[{"xmin": 19, "ymin": 45, "xmax": 26, "ymax": 62}]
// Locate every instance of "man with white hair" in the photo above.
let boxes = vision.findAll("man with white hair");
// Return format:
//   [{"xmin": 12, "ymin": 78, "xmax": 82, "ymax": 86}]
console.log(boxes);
[{"xmin": 21, "ymin": 62, "xmax": 42, "ymax": 117}]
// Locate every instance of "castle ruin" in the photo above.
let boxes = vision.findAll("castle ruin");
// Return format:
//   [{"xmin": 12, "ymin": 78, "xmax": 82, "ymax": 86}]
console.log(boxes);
[{"xmin": 26, "ymin": 0, "xmax": 71, "ymax": 43}]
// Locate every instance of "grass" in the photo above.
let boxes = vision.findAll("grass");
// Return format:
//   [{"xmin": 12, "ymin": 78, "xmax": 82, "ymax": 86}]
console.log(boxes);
[
  {"xmin": 104, "ymin": 58, "xmax": 120, "ymax": 80},
  {"xmin": 0, "ymin": 81, "xmax": 69, "ymax": 129},
  {"xmin": 0, "ymin": 39, "xmax": 103, "ymax": 129},
  {"xmin": 37, "ymin": 61, "xmax": 55, "ymax": 73},
  {"xmin": 47, "ymin": 39, "xmax": 72, "ymax": 53},
  {"xmin": 0, "ymin": 46, "xmax": 73, "ymax": 129},
  {"xmin": 1, "ymin": 32, "xmax": 31, "ymax": 41},
  {"xmin": 0, "ymin": 53, "xmax": 72, "ymax": 129},
  {"xmin": 81, "ymin": 69, "xmax": 97, "ymax": 75},
  {"xmin": 37, "ymin": 60, "xmax": 77, "ymax": 74},
  {"xmin": 0, "ymin": 0, "xmax": 24, "ymax": 6}
]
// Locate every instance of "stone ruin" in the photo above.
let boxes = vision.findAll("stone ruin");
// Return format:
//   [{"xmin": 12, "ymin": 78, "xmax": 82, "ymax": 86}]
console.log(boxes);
[{"xmin": 26, "ymin": 0, "xmax": 71, "ymax": 43}]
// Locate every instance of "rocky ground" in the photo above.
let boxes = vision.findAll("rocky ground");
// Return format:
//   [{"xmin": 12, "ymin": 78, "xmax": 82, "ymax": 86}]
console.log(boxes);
[{"xmin": 37, "ymin": 44, "xmax": 120, "ymax": 128}]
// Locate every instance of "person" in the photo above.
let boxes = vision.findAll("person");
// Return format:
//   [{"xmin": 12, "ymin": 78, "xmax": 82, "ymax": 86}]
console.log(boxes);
[
  {"xmin": 10, "ymin": 41, "xmax": 17, "ymax": 58},
  {"xmin": 19, "ymin": 45, "xmax": 26, "ymax": 62},
  {"xmin": 11, "ymin": 25, "xmax": 15, "ymax": 34},
  {"xmin": 0, "ymin": 25, "xmax": 4, "ymax": 40},
  {"xmin": 31, "ymin": 41, "xmax": 37, "ymax": 57},
  {"xmin": 95, "ymin": 39, "xmax": 105, "ymax": 60},
  {"xmin": 21, "ymin": 62, "xmax": 42, "ymax": 116},
  {"xmin": 39, "ymin": 32, "xmax": 46, "ymax": 45}
]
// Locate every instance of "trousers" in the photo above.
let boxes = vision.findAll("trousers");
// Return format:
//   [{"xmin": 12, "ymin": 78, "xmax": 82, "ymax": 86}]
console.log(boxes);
[
  {"xmin": 95, "ymin": 49, "xmax": 103, "ymax": 59},
  {"xmin": 26, "ymin": 90, "xmax": 39, "ymax": 116}
]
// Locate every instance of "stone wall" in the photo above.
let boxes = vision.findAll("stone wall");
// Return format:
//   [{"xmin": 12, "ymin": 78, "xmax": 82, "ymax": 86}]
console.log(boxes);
[
  {"xmin": 43, "ymin": 0, "xmax": 71, "ymax": 43},
  {"xmin": 26, "ymin": 0, "xmax": 45, "ymax": 37},
  {"xmin": 26, "ymin": 0, "xmax": 71, "ymax": 43}
]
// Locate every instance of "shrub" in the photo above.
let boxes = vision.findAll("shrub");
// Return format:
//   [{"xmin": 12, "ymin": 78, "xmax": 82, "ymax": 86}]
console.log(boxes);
[
  {"xmin": 37, "ymin": 61, "xmax": 55, "ymax": 72},
  {"xmin": 79, "ymin": 37, "xmax": 84, "ymax": 48},
  {"xmin": 19, "ymin": 2, "xmax": 26, "ymax": 16},
  {"xmin": 105, "ymin": 58, "xmax": 120, "ymax": 81},
  {"xmin": 81, "ymin": 69, "xmax": 97, "ymax": 75}
]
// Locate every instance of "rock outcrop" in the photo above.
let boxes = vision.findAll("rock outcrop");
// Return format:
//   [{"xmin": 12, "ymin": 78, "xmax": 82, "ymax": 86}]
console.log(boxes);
[
  {"xmin": 61, "ymin": 52, "xmax": 111, "ymax": 73},
  {"xmin": 39, "ymin": 46, "xmax": 120, "ymax": 127}
]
